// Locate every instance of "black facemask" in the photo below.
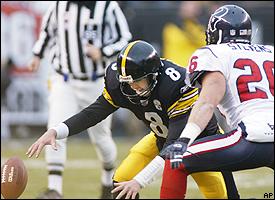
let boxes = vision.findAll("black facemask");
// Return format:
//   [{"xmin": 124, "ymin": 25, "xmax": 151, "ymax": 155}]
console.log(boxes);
[{"xmin": 120, "ymin": 73, "xmax": 158, "ymax": 105}]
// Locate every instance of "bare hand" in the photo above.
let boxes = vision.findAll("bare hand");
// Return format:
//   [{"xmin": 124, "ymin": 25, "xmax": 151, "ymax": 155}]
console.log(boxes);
[
  {"xmin": 28, "ymin": 56, "xmax": 41, "ymax": 72},
  {"xmin": 85, "ymin": 44, "xmax": 102, "ymax": 61},
  {"xmin": 26, "ymin": 129, "xmax": 57, "ymax": 158},
  {"xmin": 111, "ymin": 180, "xmax": 141, "ymax": 199}
]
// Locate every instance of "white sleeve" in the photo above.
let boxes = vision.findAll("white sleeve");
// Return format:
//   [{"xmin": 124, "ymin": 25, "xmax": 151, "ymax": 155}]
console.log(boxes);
[
  {"xmin": 101, "ymin": 1, "xmax": 132, "ymax": 57},
  {"xmin": 133, "ymin": 156, "xmax": 164, "ymax": 188},
  {"xmin": 51, "ymin": 122, "xmax": 69, "ymax": 139},
  {"xmin": 186, "ymin": 45, "xmax": 226, "ymax": 88}
]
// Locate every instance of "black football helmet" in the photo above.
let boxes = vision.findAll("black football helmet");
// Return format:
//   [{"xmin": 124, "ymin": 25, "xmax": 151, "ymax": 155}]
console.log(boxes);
[
  {"xmin": 117, "ymin": 40, "xmax": 162, "ymax": 104},
  {"xmin": 206, "ymin": 5, "xmax": 252, "ymax": 45}
]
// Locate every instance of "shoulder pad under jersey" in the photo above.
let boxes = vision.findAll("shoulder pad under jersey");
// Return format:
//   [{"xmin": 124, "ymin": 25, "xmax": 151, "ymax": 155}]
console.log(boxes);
[{"xmin": 105, "ymin": 62, "xmax": 120, "ymax": 91}]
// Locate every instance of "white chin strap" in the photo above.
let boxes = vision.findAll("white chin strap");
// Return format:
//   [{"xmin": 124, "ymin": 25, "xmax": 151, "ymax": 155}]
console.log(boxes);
[{"xmin": 217, "ymin": 29, "xmax": 223, "ymax": 44}]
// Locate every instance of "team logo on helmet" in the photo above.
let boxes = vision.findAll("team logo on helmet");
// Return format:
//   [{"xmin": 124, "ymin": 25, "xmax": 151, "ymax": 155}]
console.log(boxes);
[{"xmin": 208, "ymin": 7, "xmax": 228, "ymax": 32}]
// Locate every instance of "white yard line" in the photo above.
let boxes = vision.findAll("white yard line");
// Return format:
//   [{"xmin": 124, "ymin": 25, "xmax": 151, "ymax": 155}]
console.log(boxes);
[
  {"xmin": 2, "ymin": 157, "xmax": 272, "ymax": 189},
  {"xmin": 1, "ymin": 158, "xmax": 99, "ymax": 169}
]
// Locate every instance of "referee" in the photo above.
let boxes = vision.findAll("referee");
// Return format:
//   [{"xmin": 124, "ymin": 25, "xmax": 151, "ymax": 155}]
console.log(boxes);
[{"xmin": 28, "ymin": 1, "xmax": 132, "ymax": 199}]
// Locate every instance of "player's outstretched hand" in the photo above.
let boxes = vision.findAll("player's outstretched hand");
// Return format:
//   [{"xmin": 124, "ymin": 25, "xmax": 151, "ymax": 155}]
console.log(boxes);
[
  {"xmin": 26, "ymin": 129, "xmax": 58, "ymax": 158},
  {"xmin": 111, "ymin": 180, "xmax": 141, "ymax": 199}
]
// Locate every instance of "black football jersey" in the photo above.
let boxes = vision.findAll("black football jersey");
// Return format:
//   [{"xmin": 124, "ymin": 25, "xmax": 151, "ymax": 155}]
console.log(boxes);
[
  {"xmin": 103, "ymin": 59, "xmax": 204, "ymax": 150},
  {"xmin": 64, "ymin": 59, "xmax": 219, "ymax": 151}
]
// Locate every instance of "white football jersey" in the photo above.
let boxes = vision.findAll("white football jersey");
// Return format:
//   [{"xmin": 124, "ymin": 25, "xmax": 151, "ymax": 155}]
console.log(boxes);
[{"xmin": 186, "ymin": 43, "xmax": 274, "ymax": 142}]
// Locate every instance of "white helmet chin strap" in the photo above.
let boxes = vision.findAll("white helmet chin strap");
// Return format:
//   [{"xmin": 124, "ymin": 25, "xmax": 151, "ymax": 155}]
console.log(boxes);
[{"xmin": 217, "ymin": 29, "xmax": 223, "ymax": 44}]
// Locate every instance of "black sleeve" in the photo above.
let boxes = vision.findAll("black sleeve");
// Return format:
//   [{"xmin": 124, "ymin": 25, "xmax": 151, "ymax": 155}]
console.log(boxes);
[
  {"xmin": 158, "ymin": 112, "xmax": 190, "ymax": 159},
  {"xmin": 162, "ymin": 111, "xmax": 191, "ymax": 150},
  {"xmin": 198, "ymin": 114, "xmax": 220, "ymax": 138},
  {"xmin": 64, "ymin": 95, "xmax": 118, "ymax": 136}
]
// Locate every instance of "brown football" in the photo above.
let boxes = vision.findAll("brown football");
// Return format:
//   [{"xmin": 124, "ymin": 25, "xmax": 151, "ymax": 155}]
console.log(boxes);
[{"xmin": 1, "ymin": 156, "xmax": 28, "ymax": 199}]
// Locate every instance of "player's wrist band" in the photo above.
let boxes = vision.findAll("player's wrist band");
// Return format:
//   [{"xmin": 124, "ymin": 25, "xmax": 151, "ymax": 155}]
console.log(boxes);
[
  {"xmin": 133, "ymin": 156, "xmax": 164, "ymax": 188},
  {"xmin": 180, "ymin": 122, "xmax": 202, "ymax": 146},
  {"xmin": 51, "ymin": 123, "xmax": 69, "ymax": 139}
]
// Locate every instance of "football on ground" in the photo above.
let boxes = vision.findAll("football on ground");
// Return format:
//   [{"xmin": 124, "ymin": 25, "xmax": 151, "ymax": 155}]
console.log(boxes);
[{"xmin": 1, "ymin": 156, "xmax": 28, "ymax": 199}]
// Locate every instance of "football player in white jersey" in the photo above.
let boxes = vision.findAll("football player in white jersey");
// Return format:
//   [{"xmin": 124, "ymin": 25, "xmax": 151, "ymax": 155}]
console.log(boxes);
[{"xmin": 161, "ymin": 4, "xmax": 274, "ymax": 198}]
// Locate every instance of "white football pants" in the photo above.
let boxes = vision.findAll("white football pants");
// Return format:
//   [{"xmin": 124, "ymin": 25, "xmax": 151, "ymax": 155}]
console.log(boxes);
[{"xmin": 45, "ymin": 72, "xmax": 117, "ymax": 172}]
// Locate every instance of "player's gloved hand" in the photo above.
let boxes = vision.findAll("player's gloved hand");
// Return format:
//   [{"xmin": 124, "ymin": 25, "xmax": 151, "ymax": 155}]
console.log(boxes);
[{"xmin": 165, "ymin": 137, "xmax": 190, "ymax": 169}]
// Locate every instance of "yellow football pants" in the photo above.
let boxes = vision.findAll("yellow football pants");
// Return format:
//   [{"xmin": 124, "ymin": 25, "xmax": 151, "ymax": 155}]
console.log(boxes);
[{"xmin": 113, "ymin": 132, "xmax": 227, "ymax": 199}]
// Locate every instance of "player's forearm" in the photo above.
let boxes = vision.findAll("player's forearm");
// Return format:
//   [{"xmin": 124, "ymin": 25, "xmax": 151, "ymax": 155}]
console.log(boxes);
[
  {"xmin": 189, "ymin": 72, "xmax": 225, "ymax": 128},
  {"xmin": 180, "ymin": 72, "xmax": 226, "ymax": 144},
  {"xmin": 52, "ymin": 111, "xmax": 100, "ymax": 139},
  {"xmin": 66, "ymin": 95, "xmax": 117, "ymax": 136},
  {"xmin": 133, "ymin": 156, "xmax": 164, "ymax": 188},
  {"xmin": 178, "ymin": 95, "xmax": 218, "ymax": 145},
  {"xmin": 53, "ymin": 95, "xmax": 117, "ymax": 139},
  {"xmin": 188, "ymin": 100, "xmax": 216, "ymax": 132}
]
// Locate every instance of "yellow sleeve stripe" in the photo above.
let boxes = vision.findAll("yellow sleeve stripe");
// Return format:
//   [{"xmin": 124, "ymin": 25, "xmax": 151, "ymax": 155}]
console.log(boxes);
[
  {"xmin": 181, "ymin": 88, "xmax": 199, "ymax": 98},
  {"xmin": 169, "ymin": 105, "xmax": 193, "ymax": 118},
  {"xmin": 168, "ymin": 89, "xmax": 199, "ymax": 118},
  {"xmin": 167, "ymin": 88, "xmax": 198, "ymax": 112},
  {"xmin": 102, "ymin": 87, "xmax": 119, "ymax": 108}
]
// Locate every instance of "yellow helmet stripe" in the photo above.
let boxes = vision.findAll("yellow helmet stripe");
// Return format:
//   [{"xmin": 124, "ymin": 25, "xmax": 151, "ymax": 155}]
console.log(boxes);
[{"xmin": 121, "ymin": 41, "xmax": 140, "ymax": 76}]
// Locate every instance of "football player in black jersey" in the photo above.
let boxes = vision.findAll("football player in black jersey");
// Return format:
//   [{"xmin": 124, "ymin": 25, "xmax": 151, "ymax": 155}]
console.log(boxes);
[{"xmin": 27, "ymin": 40, "xmax": 239, "ymax": 199}]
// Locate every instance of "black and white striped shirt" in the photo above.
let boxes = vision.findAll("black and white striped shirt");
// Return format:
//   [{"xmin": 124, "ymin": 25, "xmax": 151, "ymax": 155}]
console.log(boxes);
[{"xmin": 33, "ymin": 1, "xmax": 132, "ymax": 80}]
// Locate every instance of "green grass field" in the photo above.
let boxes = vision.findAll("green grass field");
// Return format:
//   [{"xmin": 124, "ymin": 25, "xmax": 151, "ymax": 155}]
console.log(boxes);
[{"xmin": 1, "ymin": 137, "xmax": 274, "ymax": 199}]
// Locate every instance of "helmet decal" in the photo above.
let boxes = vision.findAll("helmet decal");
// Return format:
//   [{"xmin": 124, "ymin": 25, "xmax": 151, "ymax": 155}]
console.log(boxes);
[
  {"xmin": 208, "ymin": 7, "xmax": 229, "ymax": 32},
  {"xmin": 121, "ymin": 41, "xmax": 139, "ymax": 77},
  {"xmin": 206, "ymin": 5, "xmax": 252, "ymax": 45}
]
